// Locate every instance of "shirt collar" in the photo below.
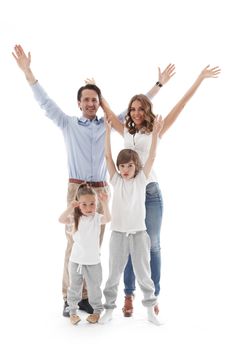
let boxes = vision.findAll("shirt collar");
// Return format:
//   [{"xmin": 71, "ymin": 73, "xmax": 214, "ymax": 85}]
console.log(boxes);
[{"xmin": 78, "ymin": 115, "xmax": 103, "ymax": 125}]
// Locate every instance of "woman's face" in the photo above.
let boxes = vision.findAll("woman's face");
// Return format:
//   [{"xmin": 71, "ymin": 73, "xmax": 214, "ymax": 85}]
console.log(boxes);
[{"xmin": 129, "ymin": 100, "xmax": 145, "ymax": 128}]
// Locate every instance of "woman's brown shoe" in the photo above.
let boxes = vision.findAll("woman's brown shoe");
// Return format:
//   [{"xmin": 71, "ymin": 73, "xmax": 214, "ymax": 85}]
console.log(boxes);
[
  {"xmin": 122, "ymin": 295, "xmax": 134, "ymax": 317},
  {"xmin": 154, "ymin": 304, "xmax": 159, "ymax": 315}
]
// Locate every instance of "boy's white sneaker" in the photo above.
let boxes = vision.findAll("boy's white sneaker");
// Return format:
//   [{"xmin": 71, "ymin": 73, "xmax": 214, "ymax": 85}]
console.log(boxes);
[
  {"xmin": 99, "ymin": 309, "xmax": 113, "ymax": 324},
  {"xmin": 147, "ymin": 306, "xmax": 163, "ymax": 326}
]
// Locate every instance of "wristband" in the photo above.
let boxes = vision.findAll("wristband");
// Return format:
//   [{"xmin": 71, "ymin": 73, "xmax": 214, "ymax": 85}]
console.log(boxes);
[{"xmin": 156, "ymin": 81, "xmax": 163, "ymax": 87}]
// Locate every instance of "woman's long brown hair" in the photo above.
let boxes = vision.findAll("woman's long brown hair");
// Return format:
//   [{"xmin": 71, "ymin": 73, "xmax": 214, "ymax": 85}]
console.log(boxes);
[{"xmin": 125, "ymin": 94, "xmax": 156, "ymax": 135}]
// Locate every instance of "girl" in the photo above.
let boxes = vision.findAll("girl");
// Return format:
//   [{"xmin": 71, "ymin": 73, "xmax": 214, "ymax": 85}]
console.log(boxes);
[
  {"xmin": 59, "ymin": 184, "xmax": 111, "ymax": 325},
  {"xmin": 102, "ymin": 65, "xmax": 221, "ymax": 317},
  {"xmin": 100, "ymin": 116, "xmax": 163, "ymax": 325}
]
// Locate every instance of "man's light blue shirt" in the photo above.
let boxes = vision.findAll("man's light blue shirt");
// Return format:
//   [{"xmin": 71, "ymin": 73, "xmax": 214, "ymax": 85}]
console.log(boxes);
[{"xmin": 31, "ymin": 82, "xmax": 118, "ymax": 181}]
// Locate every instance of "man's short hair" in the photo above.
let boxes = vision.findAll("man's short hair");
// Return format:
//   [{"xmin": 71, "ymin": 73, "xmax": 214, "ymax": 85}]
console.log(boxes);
[{"xmin": 77, "ymin": 84, "xmax": 102, "ymax": 101}]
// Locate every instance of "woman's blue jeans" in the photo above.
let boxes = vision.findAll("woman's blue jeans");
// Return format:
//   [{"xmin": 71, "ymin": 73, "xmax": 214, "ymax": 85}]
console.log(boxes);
[{"xmin": 123, "ymin": 182, "xmax": 163, "ymax": 296}]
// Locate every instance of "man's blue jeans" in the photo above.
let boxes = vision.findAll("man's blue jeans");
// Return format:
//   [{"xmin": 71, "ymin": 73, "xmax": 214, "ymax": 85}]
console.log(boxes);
[{"xmin": 123, "ymin": 182, "xmax": 163, "ymax": 296}]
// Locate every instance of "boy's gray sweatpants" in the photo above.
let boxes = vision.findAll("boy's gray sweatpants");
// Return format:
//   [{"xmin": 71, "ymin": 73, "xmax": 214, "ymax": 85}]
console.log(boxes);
[
  {"xmin": 68, "ymin": 262, "xmax": 103, "ymax": 314},
  {"xmin": 103, "ymin": 231, "xmax": 157, "ymax": 309}
]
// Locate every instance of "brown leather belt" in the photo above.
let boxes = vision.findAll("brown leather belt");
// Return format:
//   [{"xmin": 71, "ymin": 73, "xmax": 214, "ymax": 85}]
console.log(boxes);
[{"xmin": 69, "ymin": 178, "xmax": 108, "ymax": 188}]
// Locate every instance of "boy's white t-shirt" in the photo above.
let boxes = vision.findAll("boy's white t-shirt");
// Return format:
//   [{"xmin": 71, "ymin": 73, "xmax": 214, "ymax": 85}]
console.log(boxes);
[
  {"xmin": 124, "ymin": 128, "xmax": 159, "ymax": 183},
  {"xmin": 110, "ymin": 171, "xmax": 148, "ymax": 233},
  {"xmin": 70, "ymin": 212, "xmax": 103, "ymax": 265}
]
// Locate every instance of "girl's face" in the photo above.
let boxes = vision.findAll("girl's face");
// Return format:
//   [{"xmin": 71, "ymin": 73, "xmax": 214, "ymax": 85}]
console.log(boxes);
[
  {"xmin": 129, "ymin": 100, "xmax": 145, "ymax": 128},
  {"xmin": 78, "ymin": 194, "xmax": 97, "ymax": 216},
  {"xmin": 119, "ymin": 161, "xmax": 136, "ymax": 180}
]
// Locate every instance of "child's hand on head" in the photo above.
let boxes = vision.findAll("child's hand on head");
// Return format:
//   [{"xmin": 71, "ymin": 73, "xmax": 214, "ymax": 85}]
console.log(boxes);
[
  {"xmin": 98, "ymin": 191, "xmax": 109, "ymax": 203},
  {"xmin": 84, "ymin": 77, "xmax": 96, "ymax": 85},
  {"xmin": 70, "ymin": 200, "xmax": 79, "ymax": 209}
]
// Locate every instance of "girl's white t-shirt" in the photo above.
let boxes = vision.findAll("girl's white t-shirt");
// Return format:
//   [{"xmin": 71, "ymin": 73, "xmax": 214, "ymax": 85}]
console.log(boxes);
[
  {"xmin": 124, "ymin": 128, "xmax": 159, "ymax": 183},
  {"xmin": 70, "ymin": 213, "xmax": 103, "ymax": 265},
  {"xmin": 110, "ymin": 171, "xmax": 148, "ymax": 233}
]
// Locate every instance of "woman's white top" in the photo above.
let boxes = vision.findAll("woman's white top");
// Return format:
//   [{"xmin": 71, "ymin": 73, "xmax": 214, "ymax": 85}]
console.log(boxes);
[
  {"xmin": 124, "ymin": 128, "xmax": 158, "ymax": 183},
  {"xmin": 70, "ymin": 213, "xmax": 103, "ymax": 265}
]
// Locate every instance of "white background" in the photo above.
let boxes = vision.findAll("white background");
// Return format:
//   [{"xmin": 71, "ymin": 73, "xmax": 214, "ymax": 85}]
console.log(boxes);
[{"xmin": 0, "ymin": 0, "xmax": 232, "ymax": 349}]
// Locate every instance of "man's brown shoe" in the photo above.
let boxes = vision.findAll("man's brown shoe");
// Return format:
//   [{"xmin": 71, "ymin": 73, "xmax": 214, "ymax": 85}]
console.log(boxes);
[{"xmin": 122, "ymin": 295, "xmax": 134, "ymax": 317}]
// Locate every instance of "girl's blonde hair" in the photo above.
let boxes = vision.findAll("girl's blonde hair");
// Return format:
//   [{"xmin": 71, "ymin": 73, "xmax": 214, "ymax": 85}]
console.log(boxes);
[
  {"xmin": 73, "ymin": 184, "xmax": 96, "ymax": 231},
  {"xmin": 116, "ymin": 149, "xmax": 142, "ymax": 177},
  {"xmin": 125, "ymin": 94, "xmax": 156, "ymax": 135}
]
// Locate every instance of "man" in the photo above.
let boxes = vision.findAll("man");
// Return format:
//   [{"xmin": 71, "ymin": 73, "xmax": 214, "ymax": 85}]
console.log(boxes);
[{"xmin": 12, "ymin": 44, "xmax": 175, "ymax": 317}]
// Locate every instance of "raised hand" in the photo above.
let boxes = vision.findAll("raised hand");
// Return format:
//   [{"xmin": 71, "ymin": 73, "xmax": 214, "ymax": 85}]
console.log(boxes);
[
  {"xmin": 12, "ymin": 44, "xmax": 31, "ymax": 72},
  {"xmin": 199, "ymin": 65, "xmax": 221, "ymax": 79},
  {"xmin": 12, "ymin": 44, "xmax": 37, "ymax": 84},
  {"xmin": 153, "ymin": 115, "xmax": 164, "ymax": 135},
  {"xmin": 85, "ymin": 77, "xmax": 96, "ymax": 85},
  {"xmin": 104, "ymin": 114, "xmax": 112, "ymax": 131},
  {"xmin": 98, "ymin": 191, "xmax": 109, "ymax": 203},
  {"xmin": 147, "ymin": 63, "xmax": 176, "ymax": 99},
  {"xmin": 158, "ymin": 63, "xmax": 176, "ymax": 85},
  {"xmin": 70, "ymin": 200, "xmax": 79, "ymax": 209}
]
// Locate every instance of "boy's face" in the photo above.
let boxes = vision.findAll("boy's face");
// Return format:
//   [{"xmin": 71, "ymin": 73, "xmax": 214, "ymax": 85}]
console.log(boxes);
[
  {"xmin": 78, "ymin": 89, "xmax": 100, "ymax": 120},
  {"xmin": 118, "ymin": 161, "xmax": 136, "ymax": 180}
]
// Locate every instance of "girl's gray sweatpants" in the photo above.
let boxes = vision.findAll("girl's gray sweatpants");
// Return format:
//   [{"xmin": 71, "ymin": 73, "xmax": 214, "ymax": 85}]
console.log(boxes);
[
  {"xmin": 68, "ymin": 262, "xmax": 103, "ymax": 314},
  {"xmin": 103, "ymin": 230, "xmax": 157, "ymax": 309}
]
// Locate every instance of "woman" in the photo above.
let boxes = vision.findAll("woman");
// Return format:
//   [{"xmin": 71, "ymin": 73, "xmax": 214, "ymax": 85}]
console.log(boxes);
[{"xmin": 102, "ymin": 64, "xmax": 221, "ymax": 317}]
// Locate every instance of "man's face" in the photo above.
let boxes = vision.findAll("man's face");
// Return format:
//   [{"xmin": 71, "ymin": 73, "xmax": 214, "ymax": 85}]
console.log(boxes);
[{"xmin": 78, "ymin": 89, "xmax": 100, "ymax": 119}]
